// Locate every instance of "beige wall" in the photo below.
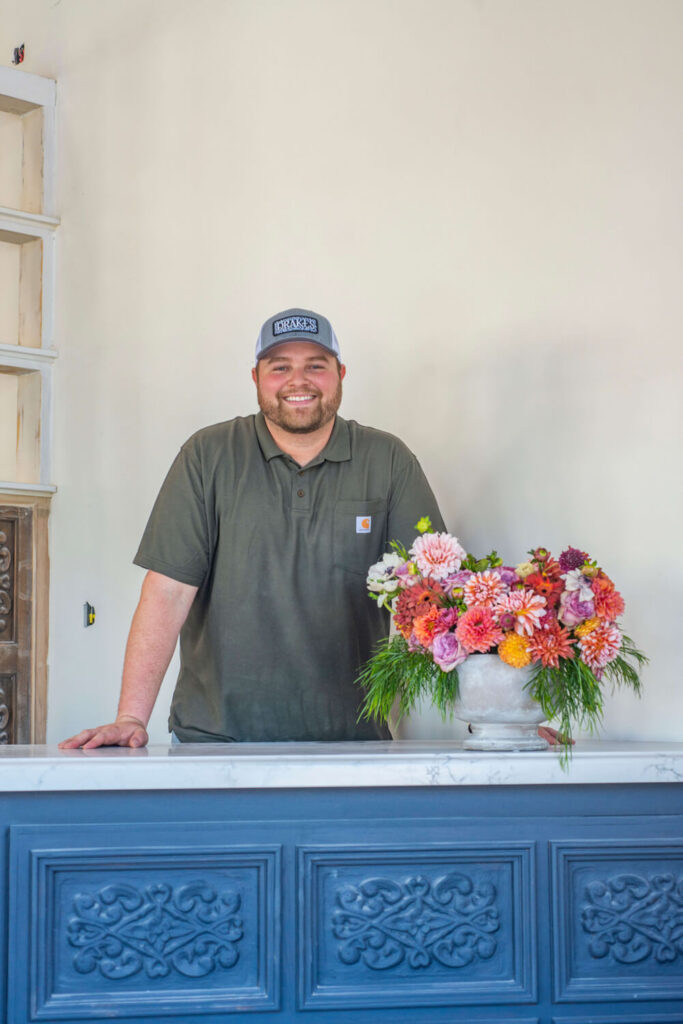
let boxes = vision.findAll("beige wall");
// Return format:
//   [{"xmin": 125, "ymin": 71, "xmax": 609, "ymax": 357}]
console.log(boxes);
[{"xmin": 2, "ymin": 0, "xmax": 681, "ymax": 743}]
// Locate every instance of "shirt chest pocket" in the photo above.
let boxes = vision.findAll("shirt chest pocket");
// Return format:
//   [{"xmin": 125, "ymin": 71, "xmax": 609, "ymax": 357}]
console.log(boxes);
[{"xmin": 333, "ymin": 498, "xmax": 388, "ymax": 576}]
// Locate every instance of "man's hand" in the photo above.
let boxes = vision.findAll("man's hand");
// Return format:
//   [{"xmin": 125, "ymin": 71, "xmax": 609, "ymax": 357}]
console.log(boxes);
[
  {"xmin": 59, "ymin": 715, "xmax": 149, "ymax": 750},
  {"xmin": 539, "ymin": 725, "xmax": 575, "ymax": 746}
]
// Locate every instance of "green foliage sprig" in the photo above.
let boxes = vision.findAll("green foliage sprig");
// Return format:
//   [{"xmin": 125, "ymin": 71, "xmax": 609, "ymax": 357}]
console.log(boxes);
[
  {"xmin": 357, "ymin": 634, "xmax": 459, "ymax": 724},
  {"xmin": 524, "ymin": 634, "xmax": 646, "ymax": 763},
  {"xmin": 461, "ymin": 551, "xmax": 503, "ymax": 573}
]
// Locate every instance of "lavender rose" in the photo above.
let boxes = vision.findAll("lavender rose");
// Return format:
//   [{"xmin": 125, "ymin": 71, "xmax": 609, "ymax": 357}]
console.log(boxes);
[
  {"xmin": 558, "ymin": 589, "xmax": 595, "ymax": 626},
  {"xmin": 432, "ymin": 632, "xmax": 468, "ymax": 672},
  {"xmin": 442, "ymin": 570, "xmax": 473, "ymax": 596}
]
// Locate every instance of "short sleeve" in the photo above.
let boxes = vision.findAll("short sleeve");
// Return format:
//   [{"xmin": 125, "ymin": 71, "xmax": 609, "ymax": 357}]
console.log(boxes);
[
  {"xmin": 133, "ymin": 443, "xmax": 211, "ymax": 586},
  {"xmin": 387, "ymin": 451, "xmax": 447, "ymax": 550}
]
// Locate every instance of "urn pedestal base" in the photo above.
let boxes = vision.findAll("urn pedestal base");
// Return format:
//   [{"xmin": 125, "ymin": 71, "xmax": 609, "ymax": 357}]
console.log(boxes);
[
  {"xmin": 464, "ymin": 722, "xmax": 547, "ymax": 751},
  {"xmin": 454, "ymin": 653, "xmax": 548, "ymax": 752}
]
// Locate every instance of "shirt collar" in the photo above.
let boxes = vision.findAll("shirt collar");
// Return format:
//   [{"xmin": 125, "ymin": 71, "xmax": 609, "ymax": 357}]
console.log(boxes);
[
  {"xmin": 254, "ymin": 412, "xmax": 283, "ymax": 461},
  {"xmin": 254, "ymin": 412, "xmax": 351, "ymax": 465}
]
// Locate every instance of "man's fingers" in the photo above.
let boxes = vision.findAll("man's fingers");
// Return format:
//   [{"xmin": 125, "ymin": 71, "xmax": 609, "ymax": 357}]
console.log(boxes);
[
  {"xmin": 538, "ymin": 725, "xmax": 576, "ymax": 746},
  {"xmin": 58, "ymin": 729, "xmax": 99, "ymax": 749},
  {"xmin": 82, "ymin": 727, "xmax": 119, "ymax": 749},
  {"xmin": 59, "ymin": 723, "xmax": 149, "ymax": 749}
]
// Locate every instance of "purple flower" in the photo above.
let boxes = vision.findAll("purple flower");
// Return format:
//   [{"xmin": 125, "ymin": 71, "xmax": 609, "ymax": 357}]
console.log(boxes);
[
  {"xmin": 498, "ymin": 567, "xmax": 519, "ymax": 586},
  {"xmin": 435, "ymin": 606, "xmax": 459, "ymax": 632},
  {"xmin": 558, "ymin": 589, "xmax": 595, "ymax": 626},
  {"xmin": 498, "ymin": 611, "xmax": 516, "ymax": 631},
  {"xmin": 538, "ymin": 608, "xmax": 557, "ymax": 629},
  {"xmin": 442, "ymin": 570, "xmax": 473, "ymax": 596},
  {"xmin": 432, "ymin": 632, "xmax": 468, "ymax": 672},
  {"xmin": 558, "ymin": 546, "xmax": 588, "ymax": 573}
]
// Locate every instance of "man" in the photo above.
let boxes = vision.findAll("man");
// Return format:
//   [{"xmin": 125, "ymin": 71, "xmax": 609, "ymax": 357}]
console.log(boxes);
[{"xmin": 60, "ymin": 308, "xmax": 445, "ymax": 749}]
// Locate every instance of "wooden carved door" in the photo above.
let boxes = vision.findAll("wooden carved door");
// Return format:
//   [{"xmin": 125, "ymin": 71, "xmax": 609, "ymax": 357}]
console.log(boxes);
[{"xmin": 0, "ymin": 506, "xmax": 33, "ymax": 744}]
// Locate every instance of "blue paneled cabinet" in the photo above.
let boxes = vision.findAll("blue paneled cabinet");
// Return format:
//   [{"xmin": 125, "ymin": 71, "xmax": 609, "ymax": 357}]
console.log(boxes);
[{"xmin": 2, "ymin": 783, "xmax": 683, "ymax": 1022}]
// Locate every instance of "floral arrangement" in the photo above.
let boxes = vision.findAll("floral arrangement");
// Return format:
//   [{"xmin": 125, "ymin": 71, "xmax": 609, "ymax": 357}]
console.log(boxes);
[{"xmin": 357, "ymin": 517, "xmax": 646, "ymax": 753}]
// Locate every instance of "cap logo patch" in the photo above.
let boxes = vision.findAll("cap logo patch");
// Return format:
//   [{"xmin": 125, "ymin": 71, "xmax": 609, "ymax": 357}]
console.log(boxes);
[
  {"xmin": 356, "ymin": 516, "xmax": 372, "ymax": 534},
  {"xmin": 273, "ymin": 315, "xmax": 319, "ymax": 336}
]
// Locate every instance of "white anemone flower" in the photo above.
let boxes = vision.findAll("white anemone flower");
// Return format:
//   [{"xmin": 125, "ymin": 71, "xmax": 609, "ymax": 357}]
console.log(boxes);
[
  {"xmin": 366, "ymin": 551, "xmax": 404, "ymax": 595},
  {"xmin": 562, "ymin": 568, "xmax": 595, "ymax": 603}
]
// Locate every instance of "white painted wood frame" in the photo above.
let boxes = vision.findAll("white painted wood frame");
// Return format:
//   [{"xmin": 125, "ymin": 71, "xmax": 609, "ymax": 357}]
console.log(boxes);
[{"xmin": 0, "ymin": 66, "xmax": 58, "ymax": 492}]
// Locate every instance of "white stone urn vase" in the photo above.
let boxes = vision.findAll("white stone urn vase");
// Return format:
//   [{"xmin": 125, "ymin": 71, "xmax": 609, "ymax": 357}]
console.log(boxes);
[{"xmin": 454, "ymin": 653, "xmax": 548, "ymax": 751}]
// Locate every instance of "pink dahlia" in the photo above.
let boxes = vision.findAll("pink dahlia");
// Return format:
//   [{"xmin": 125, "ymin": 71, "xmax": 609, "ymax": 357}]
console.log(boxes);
[
  {"xmin": 496, "ymin": 589, "xmax": 547, "ymax": 637},
  {"xmin": 463, "ymin": 570, "xmax": 508, "ymax": 610},
  {"xmin": 410, "ymin": 532, "xmax": 466, "ymax": 581},
  {"xmin": 579, "ymin": 621, "xmax": 622, "ymax": 675},
  {"xmin": 455, "ymin": 606, "xmax": 504, "ymax": 653}
]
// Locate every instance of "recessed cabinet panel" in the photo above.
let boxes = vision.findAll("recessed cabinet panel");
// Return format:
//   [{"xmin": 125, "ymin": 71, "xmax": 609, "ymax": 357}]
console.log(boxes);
[
  {"xmin": 298, "ymin": 843, "xmax": 536, "ymax": 1010},
  {"xmin": 0, "ymin": 236, "xmax": 42, "ymax": 348},
  {"xmin": 552, "ymin": 840, "xmax": 683, "ymax": 1003},
  {"xmin": 8, "ymin": 824, "xmax": 282, "ymax": 1020},
  {"xmin": 0, "ymin": 239, "xmax": 20, "ymax": 343},
  {"xmin": 0, "ymin": 374, "xmax": 19, "ymax": 480},
  {"xmin": 0, "ymin": 105, "xmax": 44, "ymax": 213},
  {"xmin": 0, "ymin": 369, "xmax": 42, "ymax": 483}
]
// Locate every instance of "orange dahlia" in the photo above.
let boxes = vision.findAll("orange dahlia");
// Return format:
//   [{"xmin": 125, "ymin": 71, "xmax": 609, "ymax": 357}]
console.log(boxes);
[
  {"xmin": 592, "ymin": 574, "xmax": 625, "ymax": 621},
  {"xmin": 413, "ymin": 606, "xmax": 442, "ymax": 648},
  {"xmin": 526, "ymin": 571, "xmax": 563, "ymax": 608},
  {"xmin": 527, "ymin": 622, "xmax": 575, "ymax": 668}
]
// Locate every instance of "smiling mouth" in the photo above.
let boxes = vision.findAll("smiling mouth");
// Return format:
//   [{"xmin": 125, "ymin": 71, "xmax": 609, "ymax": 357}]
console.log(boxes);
[{"xmin": 282, "ymin": 394, "xmax": 318, "ymax": 403}]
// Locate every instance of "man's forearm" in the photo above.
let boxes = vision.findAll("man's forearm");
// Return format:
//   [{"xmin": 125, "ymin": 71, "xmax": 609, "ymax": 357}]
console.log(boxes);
[
  {"xmin": 117, "ymin": 571, "xmax": 198, "ymax": 725},
  {"xmin": 59, "ymin": 571, "xmax": 198, "ymax": 749}
]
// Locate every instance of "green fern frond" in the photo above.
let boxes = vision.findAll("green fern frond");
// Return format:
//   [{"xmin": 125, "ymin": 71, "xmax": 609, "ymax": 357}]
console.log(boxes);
[{"xmin": 356, "ymin": 635, "xmax": 459, "ymax": 723}]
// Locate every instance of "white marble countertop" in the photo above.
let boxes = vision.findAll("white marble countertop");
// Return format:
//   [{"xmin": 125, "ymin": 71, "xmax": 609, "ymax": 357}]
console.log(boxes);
[{"xmin": 1, "ymin": 741, "xmax": 683, "ymax": 791}]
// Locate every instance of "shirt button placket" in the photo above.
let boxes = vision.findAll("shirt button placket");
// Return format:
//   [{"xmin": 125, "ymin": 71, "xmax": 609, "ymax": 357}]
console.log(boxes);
[{"xmin": 292, "ymin": 474, "xmax": 310, "ymax": 511}]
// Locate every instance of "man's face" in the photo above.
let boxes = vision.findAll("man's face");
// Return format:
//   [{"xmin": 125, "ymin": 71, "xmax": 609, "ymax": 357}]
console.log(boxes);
[{"xmin": 252, "ymin": 341, "xmax": 346, "ymax": 434}]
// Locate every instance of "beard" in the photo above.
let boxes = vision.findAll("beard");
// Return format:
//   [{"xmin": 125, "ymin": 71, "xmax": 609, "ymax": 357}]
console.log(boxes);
[{"xmin": 256, "ymin": 377, "xmax": 343, "ymax": 434}]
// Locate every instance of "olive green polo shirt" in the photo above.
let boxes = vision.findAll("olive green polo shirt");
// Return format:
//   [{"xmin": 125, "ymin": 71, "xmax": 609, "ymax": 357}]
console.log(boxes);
[{"xmin": 134, "ymin": 413, "xmax": 445, "ymax": 742}]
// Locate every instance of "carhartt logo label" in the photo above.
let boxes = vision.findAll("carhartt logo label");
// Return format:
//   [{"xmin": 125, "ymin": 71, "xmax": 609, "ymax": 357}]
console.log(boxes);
[
  {"xmin": 273, "ymin": 315, "xmax": 319, "ymax": 336},
  {"xmin": 356, "ymin": 516, "xmax": 372, "ymax": 534}
]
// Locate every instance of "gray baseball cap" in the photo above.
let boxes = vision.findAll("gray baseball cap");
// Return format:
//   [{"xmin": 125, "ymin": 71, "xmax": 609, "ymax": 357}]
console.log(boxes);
[{"xmin": 255, "ymin": 307, "xmax": 341, "ymax": 363}]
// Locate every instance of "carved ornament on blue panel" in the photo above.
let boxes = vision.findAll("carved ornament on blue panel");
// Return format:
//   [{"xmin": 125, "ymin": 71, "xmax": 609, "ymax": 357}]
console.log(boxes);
[
  {"xmin": 8, "ymin": 824, "xmax": 280, "ymax": 1020},
  {"xmin": 67, "ymin": 880, "xmax": 244, "ymax": 980},
  {"xmin": 552, "ymin": 840, "xmax": 683, "ymax": 1003},
  {"xmin": 298, "ymin": 843, "xmax": 536, "ymax": 1010}
]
